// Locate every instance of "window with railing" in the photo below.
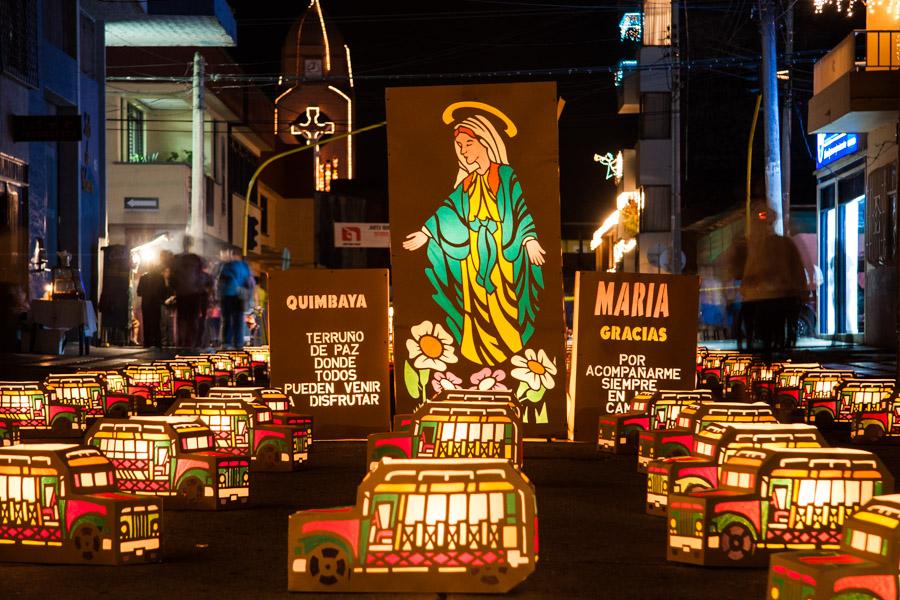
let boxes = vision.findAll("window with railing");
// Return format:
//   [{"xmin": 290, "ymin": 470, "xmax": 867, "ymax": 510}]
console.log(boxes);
[
  {"xmin": 124, "ymin": 103, "xmax": 146, "ymax": 163},
  {"xmin": 0, "ymin": 0, "xmax": 38, "ymax": 86}
]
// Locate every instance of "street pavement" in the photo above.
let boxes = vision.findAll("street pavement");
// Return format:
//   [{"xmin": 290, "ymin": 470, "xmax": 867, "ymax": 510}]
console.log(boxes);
[{"xmin": 2, "ymin": 341, "xmax": 900, "ymax": 599}]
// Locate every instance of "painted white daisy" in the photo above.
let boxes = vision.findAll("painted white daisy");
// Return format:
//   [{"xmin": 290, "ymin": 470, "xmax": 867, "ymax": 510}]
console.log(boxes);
[
  {"xmin": 510, "ymin": 348, "xmax": 557, "ymax": 391},
  {"xmin": 406, "ymin": 320, "xmax": 458, "ymax": 372}
]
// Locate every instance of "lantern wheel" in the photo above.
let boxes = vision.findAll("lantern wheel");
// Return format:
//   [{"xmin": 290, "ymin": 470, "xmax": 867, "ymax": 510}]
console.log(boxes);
[
  {"xmin": 178, "ymin": 476, "xmax": 204, "ymax": 505},
  {"xmin": 863, "ymin": 424, "xmax": 884, "ymax": 444},
  {"xmin": 719, "ymin": 522, "xmax": 755, "ymax": 562},
  {"xmin": 73, "ymin": 524, "xmax": 101, "ymax": 561},
  {"xmin": 308, "ymin": 544, "xmax": 350, "ymax": 587}
]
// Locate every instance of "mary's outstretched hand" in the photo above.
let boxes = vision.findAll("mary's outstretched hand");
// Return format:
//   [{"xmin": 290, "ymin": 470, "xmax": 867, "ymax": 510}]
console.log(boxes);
[
  {"xmin": 525, "ymin": 238, "xmax": 546, "ymax": 266},
  {"xmin": 403, "ymin": 230, "xmax": 429, "ymax": 251}
]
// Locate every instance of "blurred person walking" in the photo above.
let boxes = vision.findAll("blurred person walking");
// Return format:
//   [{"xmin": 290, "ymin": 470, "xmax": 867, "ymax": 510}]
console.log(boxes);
[
  {"xmin": 136, "ymin": 261, "xmax": 169, "ymax": 348},
  {"xmin": 218, "ymin": 249, "xmax": 254, "ymax": 349},
  {"xmin": 171, "ymin": 235, "xmax": 206, "ymax": 349}
]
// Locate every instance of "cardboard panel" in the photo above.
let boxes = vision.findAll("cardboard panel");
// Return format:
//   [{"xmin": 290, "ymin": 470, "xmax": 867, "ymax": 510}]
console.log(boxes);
[
  {"xmin": 288, "ymin": 457, "xmax": 537, "ymax": 593},
  {"xmin": 269, "ymin": 268, "xmax": 391, "ymax": 439},
  {"xmin": 0, "ymin": 443, "xmax": 162, "ymax": 565},
  {"xmin": 570, "ymin": 271, "xmax": 700, "ymax": 441},
  {"xmin": 386, "ymin": 82, "xmax": 567, "ymax": 437}
]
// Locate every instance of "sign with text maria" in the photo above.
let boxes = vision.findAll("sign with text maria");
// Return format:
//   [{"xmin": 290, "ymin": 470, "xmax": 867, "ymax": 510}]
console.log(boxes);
[
  {"xmin": 569, "ymin": 271, "xmax": 699, "ymax": 442},
  {"xmin": 269, "ymin": 269, "xmax": 390, "ymax": 439},
  {"xmin": 386, "ymin": 81, "xmax": 568, "ymax": 438}
]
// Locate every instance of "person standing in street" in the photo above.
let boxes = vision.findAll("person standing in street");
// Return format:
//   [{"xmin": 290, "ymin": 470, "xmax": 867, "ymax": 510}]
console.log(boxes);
[
  {"xmin": 218, "ymin": 249, "xmax": 254, "ymax": 350},
  {"xmin": 171, "ymin": 235, "xmax": 206, "ymax": 349},
  {"xmin": 136, "ymin": 261, "xmax": 169, "ymax": 348}
]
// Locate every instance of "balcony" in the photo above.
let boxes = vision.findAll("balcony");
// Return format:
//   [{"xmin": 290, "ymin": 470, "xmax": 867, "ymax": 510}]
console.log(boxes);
[
  {"xmin": 808, "ymin": 30, "xmax": 900, "ymax": 134},
  {"xmin": 617, "ymin": 68, "xmax": 639, "ymax": 115}
]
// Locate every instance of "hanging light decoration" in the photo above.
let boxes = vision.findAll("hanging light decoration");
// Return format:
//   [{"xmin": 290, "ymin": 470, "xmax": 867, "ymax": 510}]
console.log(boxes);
[{"xmin": 813, "ymin": 0, "xmax": 900, "ymax": 19}]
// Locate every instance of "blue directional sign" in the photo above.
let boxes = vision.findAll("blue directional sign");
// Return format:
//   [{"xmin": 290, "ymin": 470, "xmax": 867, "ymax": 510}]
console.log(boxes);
[{"xmin": 816, "ymin": 133, "xmax": 860, "ymax": 169}]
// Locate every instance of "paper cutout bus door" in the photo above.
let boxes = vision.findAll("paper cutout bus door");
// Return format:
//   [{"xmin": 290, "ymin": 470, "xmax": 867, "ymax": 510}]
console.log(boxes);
[
  {"xmin": 770, "ymin": 480, "xmax": 791, "ymax": 527},
  {"xmin": 155, "ymin": 445, "xmax": 170, "ymax": 479},
  {"xmin": 235, "ymin": 417, "xmax": 249, "ymax": 447},
  {"xmin": 418, "ymin": 423, "xmax": 437, "ymax": 457},
  {"xmin": 370, "ymin": 499, "xmax": 397, "ymax": 548},
  {"xmin": 41, "ymin": 482, "xmax": 60, "ymax": 526}
]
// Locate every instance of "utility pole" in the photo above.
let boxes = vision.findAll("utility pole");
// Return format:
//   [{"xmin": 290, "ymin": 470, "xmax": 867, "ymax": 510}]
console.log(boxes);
[
  {"xmin": 670, "ymin": 0, "xmax": 683, "ymax": 273},
  {"xmin": 780, "ymin": 2, "xmax": 793, "ymax": 235},
  {"xmin": 190, "ymin": 52, "xmax": 205, "ymax": 256},
  {"xmin": 759, "ymin": 0, "xmax": 784, "ymax": 236}
]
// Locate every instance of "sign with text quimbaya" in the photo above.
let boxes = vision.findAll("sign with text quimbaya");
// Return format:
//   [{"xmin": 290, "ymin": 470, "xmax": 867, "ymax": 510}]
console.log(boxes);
[
  {"xmin": 269, "ymin": 269, "xmax": 390, "ymax": 439},
  {"xmin": 386, "ymin": 82, "xmax": 567, "ymax": 438},
  {"xmin": 569, "ymin": 271, "xmax": 699, "ymax": 441}
]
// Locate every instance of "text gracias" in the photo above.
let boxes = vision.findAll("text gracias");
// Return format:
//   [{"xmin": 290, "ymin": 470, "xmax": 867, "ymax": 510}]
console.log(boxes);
[{"xmin": 594, "ymin": 280, "xmax": 670, "ymax": 341}]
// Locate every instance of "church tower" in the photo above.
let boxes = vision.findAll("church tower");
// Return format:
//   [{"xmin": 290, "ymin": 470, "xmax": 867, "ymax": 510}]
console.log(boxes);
[{"xmin": 274, "ymin": 0, "xmax": 354, "ymax": 191}]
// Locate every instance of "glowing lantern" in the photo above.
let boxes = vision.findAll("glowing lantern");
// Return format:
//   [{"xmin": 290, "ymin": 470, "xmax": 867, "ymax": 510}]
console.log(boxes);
[
  {"xmin": 852, "ymin": 387, "xmax": 900, "ymax": 443},
  {"xmin": 809, "ymin": 378, "xmax": 893, "ymax": 430},
  {"xmin": 667, "ymin": 447, "xmax": 893, "ymax": 567},
  {"xmin": 637, "ymin": 401, "xmax": 777, "ymax": 473},
  {"xmin": 367, "ymin": 399, "xmax": 523, "ymax": 470},
  {"xmin": 0, "ymin": 443, "xmax": 161, "ymax": 564},
  {"xmin": 598, "ymin": 389, "xmax": 712, "ymax": 455},
  {"xmin": 45, "ymin": 373, "xmax": 132, "ymax": 424},
  {"xmin": 122, "ymin": 365, "xmax": 176, "ymax": 413},
  {"xmin": 172, "ymin": 356, "xmax": 217, "ymax": 394},
  {"xmin": 86, "ymin": 416, "xmax": 250, "ymax": 509},
  {"xmin": 646, "ymin": 422, "xmax": 825, "ymax": 516},
  {"xmin": 0, "ymin": 381, "xmax": 78, "ymax": 432},
  {"xmin": 288, "ymin": 457, "xmax": 537, "ymax": 593},
  {"xmin": 769, "ymin": 493, "xmax": 900, "ymax": 599}
]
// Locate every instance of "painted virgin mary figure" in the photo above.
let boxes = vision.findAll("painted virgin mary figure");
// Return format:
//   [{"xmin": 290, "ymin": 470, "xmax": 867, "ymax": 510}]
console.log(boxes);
[{"xmin": 403, "ymin": 109, "xmax": 546, "ymax": 367}]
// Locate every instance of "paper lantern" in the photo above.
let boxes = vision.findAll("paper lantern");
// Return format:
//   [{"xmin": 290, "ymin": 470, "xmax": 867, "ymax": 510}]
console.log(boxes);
[
  {"xmin": 288, "ymin": 457, "xmax": 538, "ymax": 593},
  {"xmin": 167, "ymin": 397, "xmax": 300, "ymax": 471},
  {"xmin": 243, "ymin": 345, "xmax": 270, "ymax": 381},
  {"xmin": 721, "ymin": 355, "xmax": 754, "ymax": 398},
  {"xmin": 695, "ymin": 347, "xmax": 709, "ymax": 386},
  {"xmin": 768, "ymin": 493, "xmax": 900, "ymax": 599},
  {"xmin": 637, "ymin": 401, "xmax": 777, "ymax": 472},
  {"xmin": 771, "ymin": 364, "xmax": 828, "ymax": 417},
  {"xmin": 809, "ymin": 378, "xmax": 894, "ymax": 432},
  {"xmin": 207, "ymin": 386, "xmax": 313, "ymax": 464},
  {"xmin": 173, "ymin": 355, "xmax": 219, "ymax": 394},
  {"xmin": 213, "ymin": 351, "xmax": 253, "ymax": 386},
  {"xmin": 646, "ymin": 422, "xmax": 825, "ymax": 516},
  {"xmin": 367, "ymin": 400, "xmax": 523, "ymax": 470},
  {"xmin": 0, "ymin": 443, "xmax": 161, "ymax": 564},
  {"xmin": 0, "ymin": 382, "xmax": 79, "ymax": 433},
  {"xmin": 799, "ymin": 370, "xmax": 856, "ymax": 417},
  {"xmin": 697, "ymin": 350, "xmax": 738, "ymax": 388},
  {"xmin": 122, "ymin": 365, "xmax": 176, "ymax": 413},
  {"xmin": 152, "ymin": 360, "xmax": 198, "ymax": 400},
  {"xmin": 667, "ymin": 447, "xmax": 893, "ymax": 567},
  {"xmin": 86, "ymin": 416, "xmax": 250, "ymax": 509},
  {"xmin": 598, "ymin": 389, "xmax": 712, "ymax": 455},
  {"xmin": 46, "ymin": 373, "xmax": 132, "ymax": 424},
  {"xmin": 851, "ymin": 391, "xmax": 900, "ymax": 443},
  {"xmin": 748, "ymin": 361, "xmax": 787, "ymax": 404}
]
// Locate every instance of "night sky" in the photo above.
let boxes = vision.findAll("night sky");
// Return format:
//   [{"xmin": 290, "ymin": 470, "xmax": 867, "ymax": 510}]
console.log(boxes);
[{"xmin": 227, "ymin": 0, "xmax": 864, "ymax": 229}]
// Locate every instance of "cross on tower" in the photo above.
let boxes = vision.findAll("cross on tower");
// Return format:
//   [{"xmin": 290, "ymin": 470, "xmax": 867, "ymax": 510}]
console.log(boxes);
[{"xmin": 290, "ymin": 106, "xmax": 335, "ymax": 145}]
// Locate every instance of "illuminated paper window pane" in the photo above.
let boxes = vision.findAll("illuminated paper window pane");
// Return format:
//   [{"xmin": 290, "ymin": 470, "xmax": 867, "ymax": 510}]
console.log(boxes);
[
  {"xmin": 850, "ymin": 529, "xmax": 866, "ymax": 551},
  {"xmin": 449, "ymin": 493, "xmax": 467, "ymax": 523},
  {"xmin": 377, "ymin": 503, "xmax": 391, "ymax": 529},
  {"xmin": 814, "ymin": 480, "xmax": 830, "ymax": 505},
  {"xmin": 441, "ymin": 423, "xmax": 454, "ymax": 441},
  {"xmin": 405, "ymin": 494, "xmax": 425, "ymax": 524},
  {"xmin": 481, "ymin": 423, "xmax": 494, "ymax": 442},
  {"xmin": 96, "ymin": 471, "xmax": 108, "ymax": 487},
  {"xmin": 0, "ymin": 474, "xmax": 5, "ymax": 496},
  {"xmin": 831, "ymin": 480, "xmax": 845, "ymax": 505},
  {"xmin": 469, "ymin": 493, "xmax": 488, "ymax": 524},
  {"xmin": 862, "ymin": 481, "xmax": 874, "ymax": 503},
  {"xmin": 22, "ymin": 477, "xmax": 36, "ymax": 501},
  {"xmin": 469, "ymin": 423, "xmax": 481, "ymax": 440},
  {"xmin": 846, "ymin": 480, "xmax": 861, "ymax": 505},
  {"xmin": 425, "ymin": 494, "xmax": 447, "ymax": 524},
  {"xmin": 798, "ymin": 479, "xmax": 816, "ymax": 505},
  {"xmin": 455, "ymin": 423, "xmax": 468, "ymax": 442},
  {"xmin": 495, "ymin": 426, "xmax": 504, "ymax": 442},
  {"xmin": 867, "ymin": 533, "xmax": 882, "ymax": 554},
  {"xmin": 489, "ymin": 492, "xmax": 504, "ymax": 521}
]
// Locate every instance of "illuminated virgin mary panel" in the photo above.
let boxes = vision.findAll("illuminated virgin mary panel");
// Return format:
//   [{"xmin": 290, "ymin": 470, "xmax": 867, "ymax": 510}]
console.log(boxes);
[{"xmin": 386, "ymin": 82, "xmax": 567, "ymax": 437}]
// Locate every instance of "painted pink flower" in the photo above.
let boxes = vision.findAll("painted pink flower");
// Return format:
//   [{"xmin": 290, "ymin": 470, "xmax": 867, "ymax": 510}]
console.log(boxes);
[
  {"xmin": 470, "ymin": 368, "xmax": 509, "ymax": 391},
  {"xmin": 432, "ymin": 371, "xmax": 462, "ymax": 393}
]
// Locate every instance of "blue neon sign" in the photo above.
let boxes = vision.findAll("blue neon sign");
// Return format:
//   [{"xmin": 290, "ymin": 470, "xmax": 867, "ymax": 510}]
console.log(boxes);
[{"xmin": 816, "ymin": 133, "xmax": 860, "ymax": 168}]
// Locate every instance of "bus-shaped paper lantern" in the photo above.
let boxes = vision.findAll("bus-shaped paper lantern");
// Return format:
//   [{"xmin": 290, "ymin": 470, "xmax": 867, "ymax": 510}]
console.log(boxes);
[
  {"xmin": 797, "ymin": 369, "xmax": 856, "ymax": 420},
  {"xmin": 152, "ymin": 360, "xmax": 197, "ymax": 399},
  {"xmin": 243, "ymin": 345, "xmax": 270, "ymax": 382},
  {"xmin": 698, "ymin": 350, "xmax": 738, "ymax": 389},
  {"xmin": 667, "ymin": 447, "xmax": 893, "ymax": 567},
  {"xmin": 45, "ymin": 373, "xmax": 133, "ymax": 423},
  {"xmin": 771, "ymin": 364, "xmax": 828, "ymax": 418},
  {"xmin": 695, "ymin": 347, "xmax": 708, "ymax": 386},
  {"xmin": 287, "ymin": 457, "xmax": 538, "ymax": 593},
  {"xmin": 207, "ymin": 386, "xmax": 312, "ymax": 464},
  {"xmin": 212, "ymin": 352, "xmax": 253, "ymax": 386},
  {"xmin": 598, "ymin": 389, "xmax": 713, "ymax": 455},
  {"xmin": 768, "ymin": 494, "xmax": 900, "ymax": 600},
  {"xmin": 748, "ymin": 362, "xmax": 787, "ymax": 404},
  {"xmin": 167, "ymin": 398, "xmax": 299, "ymax": 471},
  {"xmin": 86, "ymin": 416, "xmax": 250, "ymax": 509},
  {"xmin": 0, "ymin": 382, "xmax": 78, "ymax": 433},
  {"xmin": 122, "ymin": 365, "xmax": 176, "ymax": 413},
  {"xmin": 637, "ymin": 401, "xmax": 777, "ymax": 472},
  {"xmin": 646, "ymin": 422, "xmax": 825, "ymax": 516},
  {"xmin": 808, "ymin": 378, "xmax": 895, "ymax": 431},
  {"xmin": 851, "ymin": 392, "xmax": 900, "ymax": 443},
  {"xmin": 721, "ymin": 355, "xmax": 754, "ymax": 398},
  {"xmin": 173, "ymin": 355, "xmax": 219, "ymax": 393},
  {"xmin": 0, "ymin": 418, "xmax": 19, "ymax": 446},
  {"xmin": 0, "ymin": 443, "xmax": 161, "ymax": 564},
  {"xmin": 367, "ymin": 400, "xmax": 522, "ymax": 470}
]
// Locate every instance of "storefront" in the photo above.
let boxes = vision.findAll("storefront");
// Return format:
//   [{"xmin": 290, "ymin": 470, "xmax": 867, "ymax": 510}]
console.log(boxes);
[{"xmin": 814, "ymin": 133, "xmax": 866, "ymax": 339}]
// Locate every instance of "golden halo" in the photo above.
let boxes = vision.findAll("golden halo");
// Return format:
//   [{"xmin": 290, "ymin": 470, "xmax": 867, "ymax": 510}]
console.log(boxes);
[{"xmin": 442, "ymin": 101, "xmax": 518, "ymax": 138}]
